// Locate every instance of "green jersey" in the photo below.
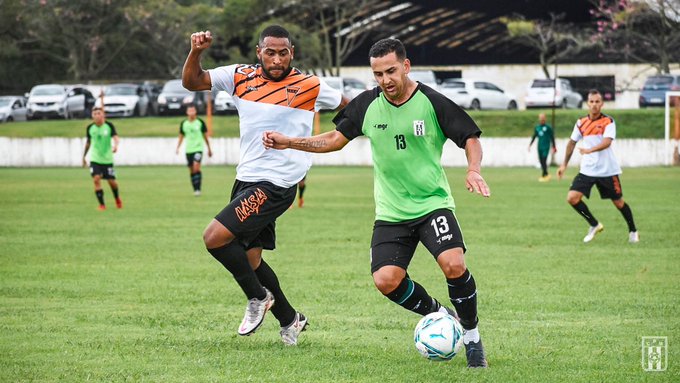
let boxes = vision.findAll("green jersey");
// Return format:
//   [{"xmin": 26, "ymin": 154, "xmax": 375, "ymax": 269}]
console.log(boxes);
[
  {"xmin": 531, "ymin": 124, "xmax": 555, "ymax": 155},
  {"xmin": 334, "ymin": 84, "xmax": 481, "ymax": 222},
  {"xmin": 179, "ymin": 118, "xmax": 207, "ymax": 153},
  {"xmin": 86, "ymin": 121, "xmax": 117, "ymax": 164}
]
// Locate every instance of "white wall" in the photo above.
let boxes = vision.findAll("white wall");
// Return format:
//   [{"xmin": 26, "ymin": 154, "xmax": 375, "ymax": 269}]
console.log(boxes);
[
  {"xmin": 0, "ymin": 137, "xmax": 673, "ymax": 168},
  {"xmin": 340, "ymin": 63, "xmax": 680, "ymax": 110}
]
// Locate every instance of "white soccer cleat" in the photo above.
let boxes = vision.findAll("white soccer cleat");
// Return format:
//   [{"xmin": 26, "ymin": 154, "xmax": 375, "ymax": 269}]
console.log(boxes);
[
  {"xmin": 629, "ymin": 231, "xmax": 640, "ymax": 243},
  {"xmin": 194, "ymin": 190, "xmax": 201, "ymax": 196},
  {"xmin": 583, "ymin": 223, "xmax": 604, "ymax": 243},
  {"xmin": 238, "ymin": 288, "xmax": 274, "ymax": 336},
  {"xmin": 280, "ymin": 312, "xmax": 308, "ymax": 346}
]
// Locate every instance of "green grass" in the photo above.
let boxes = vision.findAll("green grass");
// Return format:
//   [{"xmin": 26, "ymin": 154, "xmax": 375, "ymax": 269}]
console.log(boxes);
[
  {"xmin": 1, "ymin": 108, "xmax": 667, "ymax": 138},
  {"xmin": 1, "ymin": 166, "xmax": 679, "ymax": 382}
]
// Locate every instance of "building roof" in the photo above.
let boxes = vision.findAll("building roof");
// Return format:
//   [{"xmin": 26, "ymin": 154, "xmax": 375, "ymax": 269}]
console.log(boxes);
[{"xmin": 341, "ymin": 0, "xmax": 593, "ymax": 66}]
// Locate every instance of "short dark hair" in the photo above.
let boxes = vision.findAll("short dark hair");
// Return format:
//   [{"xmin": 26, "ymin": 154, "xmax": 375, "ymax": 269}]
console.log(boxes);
[
  {"xmin": 369, "ymin": 38, "xmax": 407, "ymax": 61},
  {"xmin": 259, "ymin": 25, "xmax": 291, "ymax": 45},
  {"xmin": 588, "ymin": 89, "xmax": 601, "ymax": 97},
  {"xmin": 186, "ymin": 103, "xmax": 196, "ymax": 109}
]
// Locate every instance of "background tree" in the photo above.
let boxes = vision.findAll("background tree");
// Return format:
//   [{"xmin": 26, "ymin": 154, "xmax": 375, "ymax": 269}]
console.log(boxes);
[
  {"xmin": 590, "ymin": 0, "xmax": 680, "ymax": 74},
  {"xmin": 501, "ymin": 13, "xmax": 596, "ymax": 79}
]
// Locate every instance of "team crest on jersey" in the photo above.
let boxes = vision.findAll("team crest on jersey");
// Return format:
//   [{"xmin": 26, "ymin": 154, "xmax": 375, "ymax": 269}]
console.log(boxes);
[
  {"xmin": 285, "ymin": 86, "xmax": 301, "ymax": 106},
  {"xmin": 413, "ymin": 120, "xmax": 425, "ymax": 136}
]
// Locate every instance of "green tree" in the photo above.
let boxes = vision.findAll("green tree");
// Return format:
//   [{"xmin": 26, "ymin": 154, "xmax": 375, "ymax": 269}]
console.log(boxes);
[
  {"xmin": 591, "ymin": 0, "xmax": 680, "ymax": 74},
  {"xmin": 501, "ymin": 13, "xmax": 595, "ymax": 79}
]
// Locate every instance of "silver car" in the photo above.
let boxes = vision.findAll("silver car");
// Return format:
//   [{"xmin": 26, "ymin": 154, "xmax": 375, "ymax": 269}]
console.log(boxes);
[
  {"xmin": 320, "ymin": 77, "xmax": 369, "ymax": 100},
  {"xmin": 95, "ymin": 83, "xmax": 150, "ymax": 117},
  {"xmin": 440, "ymin": 79, "xmax": 518, "ymax": 110},
  {"xmin": 26, "ymin": 84, "xmax": 95, "ymax": 119},
  {"xmin": 0, "ymin": 96, "xmax": 28, "ymax": 122},
  {"xmin": 525, "ymin": 78, "xmax": 583, "ymax": 109}
]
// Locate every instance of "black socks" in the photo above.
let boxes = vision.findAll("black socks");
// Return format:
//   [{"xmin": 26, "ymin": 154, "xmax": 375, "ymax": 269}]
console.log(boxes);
[
  {"xmin": 191, "ymin": 172, "xmax": 202, "ymax": 192},
  {"xmin": 572, "ymin": 200, "xmax": 599, "ymax": 226},
  {"xmin": 207, "ymin": 242, "xmax": 265, "ymax": 300},
  {"xmin": 447, "ymin": 269, "xmax": 479, "ymax": 330},
  {"xmin": 385, "ymin": 277, "xmax": 436, "ymax": 316},
  {"xmin": 618, "ymin": 203, "xmax": 637, "ymax": 232},
  {"xmin": 254, "ymin": 259, "xmax": 296, "ymax": 326}
]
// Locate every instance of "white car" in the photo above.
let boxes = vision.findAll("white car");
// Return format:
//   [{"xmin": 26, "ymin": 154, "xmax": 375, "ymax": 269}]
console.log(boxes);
[
  {"xmin": 440, "ymin": 79, "xmax": 518, "ymax": 110},
  {"xmin": 26, "ymin": 84, "xmax": 95, "ymax": 119},
  {"xmin": 320, "ymin": 77, "xmax": 369, "ymax": 100},
  {"xmin": 525, "ymin": 78, "xmax": 583, "ymax": 109},
  {"xmin": 214, "ymin": 91, "xmax": 237, "ymax": 114},
  {"xmin": 409, "ymin": 70, "xmax": 439, "ymax": 90},
  {"xmin": 95, "ymin": 83, "xmax": 150, "ymax": 117},
  {"xmin": 0, "ymin": 96, "xmax": 27, "ymax": 122}
]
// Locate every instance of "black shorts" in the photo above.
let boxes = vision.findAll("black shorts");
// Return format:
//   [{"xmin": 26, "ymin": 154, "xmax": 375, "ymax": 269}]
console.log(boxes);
[
  {"xmin": 370, "ymin": 209, "xmax": 466, "ymax": 274},
  {"xmin": 186, "ymin": 152, "xmax": 203, "ymax": 166},
  {"xmin": 215, "ymin": 180, "xmax": 296, "ymax": 250},
  {"xmin": 570, "ymin": 173, "xmax": 623, "ymax": 200},
  {"xmin": 89, "ymin": 162, "xmax": 116, "ymax": 179}
]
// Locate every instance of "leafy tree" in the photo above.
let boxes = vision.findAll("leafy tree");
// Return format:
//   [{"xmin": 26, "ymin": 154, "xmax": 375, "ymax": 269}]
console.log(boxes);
[
  {"xmin": 590, "ymin": 0, "xmax": 680, "ymax": 74},
  {"xmin": 501, "ymin": 13, "xmax": 595, "ymax": 79}
]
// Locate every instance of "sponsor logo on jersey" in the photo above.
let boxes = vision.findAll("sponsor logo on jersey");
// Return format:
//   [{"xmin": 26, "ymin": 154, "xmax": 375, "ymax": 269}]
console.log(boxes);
[
  {"xmin": 374, "ymin": 123, "xmax": 388, "ymax": 130},
  {"xmin": 286, "ymin": 86, "xmax": 301, "ymax": 106},
  {"xmin": 413, "ymin": 120, "xmax": 425, "ymax": 136},
  {"xmin": 235, "ymin": 188, "xmax": 268, "ymax": 222}
]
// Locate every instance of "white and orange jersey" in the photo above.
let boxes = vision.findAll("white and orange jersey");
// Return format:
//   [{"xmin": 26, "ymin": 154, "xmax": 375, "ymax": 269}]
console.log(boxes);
[
  {"xmin": 209, "ymin": 64, "xmax": 341, "ymax": 187},
  {"xmin": 570, "ymin": 113, "xmax": 622, "ymax": 177}
]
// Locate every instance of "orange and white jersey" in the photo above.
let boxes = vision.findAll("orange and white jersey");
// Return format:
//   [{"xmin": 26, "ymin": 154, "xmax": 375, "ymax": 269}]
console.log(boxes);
[
  {"xmin": 209, "ymin": 64, "xmax": 341, "ymax": 187},
  {"xmin": 570, "ymin": 114, "xmax": 622, "ymax": 177}
]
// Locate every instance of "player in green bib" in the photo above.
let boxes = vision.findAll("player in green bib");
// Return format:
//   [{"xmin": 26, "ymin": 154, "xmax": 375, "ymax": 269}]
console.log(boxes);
[
  {"xmin": 528, "ymin": 113, "xmax": 556, "ymax": 182},
  {"xmin": 176, "ymin": 104, "xmax": 212, "ymax": 196},
  {"xmin": 82, "ymin": 107, "xmax": 122, "ymax": 210},
  {"xmin": 264, "ymin": 38, "xmax": 490, "ymax": 368}
]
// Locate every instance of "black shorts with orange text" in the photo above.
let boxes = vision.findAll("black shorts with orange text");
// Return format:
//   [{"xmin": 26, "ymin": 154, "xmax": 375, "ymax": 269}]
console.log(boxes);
[
  {"xmin": 370, "ymin": 208, "xmax": 466, "ymax": 274},
  {"xmin": 214, "ymin": 180, "xmax": 296, "ymax": 251},
  {"xmin": 570, "ymin": 173, "xmax": 623, "ymax": 200}
]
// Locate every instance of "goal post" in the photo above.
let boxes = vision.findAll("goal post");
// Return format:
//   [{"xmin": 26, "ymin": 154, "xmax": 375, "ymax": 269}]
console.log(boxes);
[{"xmin": 664, "ymin": 91, "xmax": 680, "ymax": 166}]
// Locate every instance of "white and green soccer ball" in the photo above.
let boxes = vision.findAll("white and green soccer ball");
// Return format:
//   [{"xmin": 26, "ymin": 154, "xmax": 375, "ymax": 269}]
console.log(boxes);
[{"xmin": 413, "ymin": 312, "xmax": 464, "ymax": 361}]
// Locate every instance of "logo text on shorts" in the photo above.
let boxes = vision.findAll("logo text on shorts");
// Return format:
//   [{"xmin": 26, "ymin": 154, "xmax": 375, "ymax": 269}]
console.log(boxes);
[
  {"xmin": 235, "ymin": 188, "xmax": 268, "ymax": 222},
  {"xmin": 642, "ymin": 336, "xmax": 667, "ymax": 372}
]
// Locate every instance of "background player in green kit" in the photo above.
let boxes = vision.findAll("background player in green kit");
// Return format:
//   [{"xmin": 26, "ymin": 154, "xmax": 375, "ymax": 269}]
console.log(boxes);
[
  {"xmin": 528, "ymin": 113, "xmax": 556, "ymax": 182},
  {"xmin": 82, "ymin": 107, "xmax": 122, "ymax": 211},
  {"xmin": 264, "ymin": 38, "xmax": 490, "ymax": 368},
  {"xmin": 176, "ymin": 104, "xmax": 212, "ymax": 196}
]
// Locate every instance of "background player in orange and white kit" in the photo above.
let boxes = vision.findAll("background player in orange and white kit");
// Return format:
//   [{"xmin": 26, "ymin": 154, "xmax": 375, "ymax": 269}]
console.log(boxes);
[
  {"xmin": 182, "ymin": 25, "xmax": 348, "ymax": 345},
  {"xmin": 557, "ymin": 90, "xmax": 639, "ymax": 244}
]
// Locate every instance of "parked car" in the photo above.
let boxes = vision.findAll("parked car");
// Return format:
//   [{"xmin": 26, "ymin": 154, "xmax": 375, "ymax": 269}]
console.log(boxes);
[
  {"xmin": 214, "ymin": 91, "xmax": 237, "ymax": 114},
  {"xmin": 157, "ymin": 79, "xmax": 207, "ymax": 115},
  {"xmin": 320, "ymin": 77, "xmax": 369, "ymax": 100},
  {"xmin": 639, "ymin": 75, "xmax": 680, "ymax": 108},
  {"xmin": 0, "ymin": 96, "xmax": 28, "ymax": 122},
  {"xmin": 95, "ymin": 83, "xmax": 150, "ymax": 117},
  {"xmin": 141, "ymin": 81, "xmax": 163, "ymax": 115},
  {"xmin": 525, "ymin": 78, "xmax": 582, "ymax": 109},
  {"xmin": 25, "ymin": 84, "xmax": 95, "ymax": 119},
  {"xmin": 439, "ymin": 79, "xmax": 518, "ymax": 110},
  {"xmin": 409, "ymin": 70, "xmax": 439, "ymax": 90}
]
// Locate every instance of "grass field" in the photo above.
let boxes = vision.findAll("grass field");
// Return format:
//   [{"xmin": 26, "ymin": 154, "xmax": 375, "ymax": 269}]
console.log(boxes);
[
  {"xmin": 0, "ymin": 108, "xmax": 667, "ymax": 138},
  {"xmin": 1, "ymin": 166, "xmax": 679, "ymax": 382}
]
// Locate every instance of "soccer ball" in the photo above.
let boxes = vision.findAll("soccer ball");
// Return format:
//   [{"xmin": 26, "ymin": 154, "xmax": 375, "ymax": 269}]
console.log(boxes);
[{"xmin": 414, "ymin": 312, "xmax": 464, "ymax": 361}]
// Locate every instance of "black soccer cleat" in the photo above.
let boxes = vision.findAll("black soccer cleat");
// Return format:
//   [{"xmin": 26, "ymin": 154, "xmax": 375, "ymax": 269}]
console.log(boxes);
[{"xmin": 464, "ymin": 339, "xmax": 488, "ymax": 368}]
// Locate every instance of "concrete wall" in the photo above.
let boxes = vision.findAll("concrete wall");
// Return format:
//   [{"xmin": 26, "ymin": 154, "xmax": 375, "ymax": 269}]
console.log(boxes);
[
  {"xmin": 1, "ymin": 137, "xmax": 673, "ymax": 168},
  {"xmin": 340, "ymin": 63, "xmax": 680, "ymax": 110}
]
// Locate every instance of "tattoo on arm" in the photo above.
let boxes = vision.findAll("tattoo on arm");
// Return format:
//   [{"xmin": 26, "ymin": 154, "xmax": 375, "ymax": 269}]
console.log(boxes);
[{"xmin": 290, "ymin": 139, "xmax": 326, "ymax": 150}]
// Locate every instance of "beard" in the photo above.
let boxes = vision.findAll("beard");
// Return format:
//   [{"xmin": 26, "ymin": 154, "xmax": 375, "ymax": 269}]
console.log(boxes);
[{"xmin": 259, "ymin": 58, "xmax": 293, "ymax": 82}]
